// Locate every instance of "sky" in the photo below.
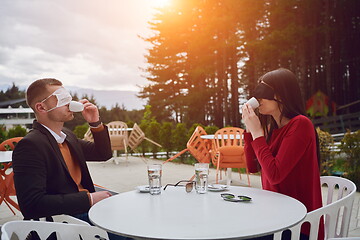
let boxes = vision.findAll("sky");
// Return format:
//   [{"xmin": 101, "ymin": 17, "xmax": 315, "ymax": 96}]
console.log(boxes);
[{"xmin": 0, "ymin": 0, "xmax": 167, "ymax": 92}]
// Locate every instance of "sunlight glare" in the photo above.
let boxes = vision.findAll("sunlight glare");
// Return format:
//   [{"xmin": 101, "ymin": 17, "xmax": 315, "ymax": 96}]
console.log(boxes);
[{"xmin": 152, "ymin": 0, "xmax": 171, "ymax": 8}]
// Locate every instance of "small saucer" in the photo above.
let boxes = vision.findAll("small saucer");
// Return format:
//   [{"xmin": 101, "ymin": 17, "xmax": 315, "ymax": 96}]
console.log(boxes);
[
  {"xmin": 208, "ymin": 184, "xmax": 229, "ymax": 192},
  {"xmin": 136, "ymin": 185, "xmax": 150, "ymax": 193}
]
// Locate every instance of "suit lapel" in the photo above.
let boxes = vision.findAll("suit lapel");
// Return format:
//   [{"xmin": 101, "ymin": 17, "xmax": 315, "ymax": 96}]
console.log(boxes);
[{"xmin": 33, "ymin": 121, "xmax": 70, "ymax": 172}]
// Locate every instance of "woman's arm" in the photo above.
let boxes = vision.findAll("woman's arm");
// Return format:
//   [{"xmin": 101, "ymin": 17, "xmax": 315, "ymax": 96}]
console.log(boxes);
[{"xmin": 251, "ymin": 117, "xmax": 314, "ymax": 185}]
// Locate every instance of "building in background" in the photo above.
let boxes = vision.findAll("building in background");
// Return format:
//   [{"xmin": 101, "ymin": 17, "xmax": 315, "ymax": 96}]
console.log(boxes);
[{"xmin": 0, "ymin": 99, "xmax": 34, "ymax": 130}]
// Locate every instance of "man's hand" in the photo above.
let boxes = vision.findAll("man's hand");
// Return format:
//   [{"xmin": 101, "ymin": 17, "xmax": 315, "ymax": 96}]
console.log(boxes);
[
  {"xmin": 90, "ymin": 191, "xmax": 112, "ymax": 205},
  {"xmin": 79, "ymin": 99, "xmax": 100, "ymax": 123}
]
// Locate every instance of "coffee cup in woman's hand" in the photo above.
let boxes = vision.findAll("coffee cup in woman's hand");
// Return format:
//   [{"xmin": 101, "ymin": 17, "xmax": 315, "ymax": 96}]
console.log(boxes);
[{"xmin": 246, "ymin": 97, "xmax": 259, "ymax": 109}]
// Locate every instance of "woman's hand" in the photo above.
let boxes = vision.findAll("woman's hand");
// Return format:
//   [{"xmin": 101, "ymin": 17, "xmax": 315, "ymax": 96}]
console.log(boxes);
[
  {"xmin": 241, "ymin": 104, "xmax": 264, "ymax": 140},
  {"xmin": 79, "ymin": 99, "xmax": 100, "ymax": 123}
]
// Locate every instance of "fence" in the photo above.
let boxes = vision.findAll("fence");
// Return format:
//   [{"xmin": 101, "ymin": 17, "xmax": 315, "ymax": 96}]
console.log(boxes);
[{"xmin": 312, "ymin": 112, "xmax": 360, "ymax": 134}]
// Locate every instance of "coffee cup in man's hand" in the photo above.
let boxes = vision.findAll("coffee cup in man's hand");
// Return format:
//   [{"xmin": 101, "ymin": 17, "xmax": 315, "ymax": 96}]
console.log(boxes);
[{"xmin": 69, "ymin": 101, "xmax": 84, "ymax": 112}]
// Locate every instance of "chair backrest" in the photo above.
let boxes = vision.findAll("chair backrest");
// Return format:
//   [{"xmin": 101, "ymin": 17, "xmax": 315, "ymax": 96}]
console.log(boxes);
[
  {"xmin": 128, "ymin": 123, "xmax": 145, "ymax": 151},
  {"xmin": 0, "ymin": 138, "xmax": 23, "ymax": 205},
  {"xmin": 1, "ymin": 220, "xmax": 109, "ymax": 240},
  {"xmin": 0, "ymin": 137, "xmax": 23, "ymax": 151},
  {"xmin": 274, "ymin": 176, "xmax": 357, "ymax": 240},
  {"xmin": 213, "ymin": 127, "xmax": 244, "ymax": 149},
  {"xmin": 212, "ymin": 127, "xmax": 245, "ymax": 165},
  {"xmin": 83, "ymin": 127, "xmax": 94, "ymax": 142},
  {"xmin": 187, "ymin": 126, "xmax": 211, "ymax": 163},
  {"xmin": 107, "ymin": 121, "xmax": 129, "ymax": 150},
  {"xmin": 107, "ymin": 121, "xmax": 128, "ymax": 137},
  {"xmin": 43, "ymin": 214, "xmax": 90, "ymax": 226}
]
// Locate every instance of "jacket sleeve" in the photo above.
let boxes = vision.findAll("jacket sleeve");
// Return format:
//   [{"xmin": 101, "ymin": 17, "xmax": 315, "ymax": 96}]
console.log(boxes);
[
  {"xmin": 12, "ymin": 138, "xmax": 91, "ymax": 219},
  {"xmin": 78, "ymin": 125, "xmax": 113, "ymax": 161}
]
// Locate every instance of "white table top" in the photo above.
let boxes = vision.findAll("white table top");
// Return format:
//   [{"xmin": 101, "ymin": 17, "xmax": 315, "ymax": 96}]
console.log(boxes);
[
  {"xmin": 0, "ymin": 151, "xmax": 12, "ymax": 163},
  {"xmin": 108, "ymin": 128, "xmax": 133, "ymax": 131},
  {"xmin": 200, "ymin": 134, "xmax": 242, "ymax": 140},
  {"xmin": 89, "ymin": 186, "xmax": 306, "ymax": 240}
]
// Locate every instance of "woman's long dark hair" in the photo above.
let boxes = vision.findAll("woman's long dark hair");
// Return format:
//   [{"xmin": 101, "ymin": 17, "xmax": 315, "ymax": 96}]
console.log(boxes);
[{"xmin": 257, "ymin": 68, "xmax": 320, "ymax": 166}]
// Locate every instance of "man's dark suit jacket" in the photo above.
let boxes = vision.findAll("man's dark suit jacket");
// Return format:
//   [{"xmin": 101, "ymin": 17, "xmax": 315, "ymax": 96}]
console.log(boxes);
[{"xmin": 12, "ymin": 120, "xmax": 113, "ymax": 219}]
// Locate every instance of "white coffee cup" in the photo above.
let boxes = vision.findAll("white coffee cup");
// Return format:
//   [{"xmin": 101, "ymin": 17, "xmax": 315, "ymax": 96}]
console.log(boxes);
[
  {"xmin": 246, "ymin": 97, "xmax": 259, "ymax": 109},
  {"xmin": 69, "ymin": 101, "xmax": 84, "ymax": 112}
]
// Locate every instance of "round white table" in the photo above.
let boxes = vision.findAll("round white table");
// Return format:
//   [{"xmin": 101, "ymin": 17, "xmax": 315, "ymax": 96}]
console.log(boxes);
[
  {"xmin": 0, "ymin": 151, "xmax": 12, "ymax": 164},
  {"xmin": 89, "ymin": 186, "xmax": 307, "ymax": 240},
  {"xmin": 200, "ymin": 134, "xmax": 242, "ymax": 140}
]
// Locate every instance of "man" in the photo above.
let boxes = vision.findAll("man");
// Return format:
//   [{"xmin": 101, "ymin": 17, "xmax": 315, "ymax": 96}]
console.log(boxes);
[{"xmin": 12, "ymin": 78, "xmax": 113, "ymax": 221}]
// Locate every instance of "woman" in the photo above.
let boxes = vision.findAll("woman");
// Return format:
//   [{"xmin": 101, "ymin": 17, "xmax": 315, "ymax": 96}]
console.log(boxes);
[{"xmin": 242, "ymin": 68, "xmax": 323, "ymax": 240}]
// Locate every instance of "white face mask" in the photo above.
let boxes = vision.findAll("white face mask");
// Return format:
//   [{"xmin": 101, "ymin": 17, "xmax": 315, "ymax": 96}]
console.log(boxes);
[{"xmin": 41, "ymin": 87, "xmax": 72, "ymax": 112}]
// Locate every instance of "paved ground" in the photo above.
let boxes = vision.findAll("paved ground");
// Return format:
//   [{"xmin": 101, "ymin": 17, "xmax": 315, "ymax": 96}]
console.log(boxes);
[{"xmin": 1, "ymin": 156, "xmax": 359, "ymax": 237}]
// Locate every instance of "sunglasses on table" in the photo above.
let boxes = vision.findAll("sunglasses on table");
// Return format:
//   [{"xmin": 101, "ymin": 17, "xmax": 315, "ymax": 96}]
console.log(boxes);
[
  {"xmin": 163, "ymin": 180, "xmax": 195, "ymax": 193},
  {"xmin": 221, "ymin": 193, "xmax": 252, "ymax": 202}
]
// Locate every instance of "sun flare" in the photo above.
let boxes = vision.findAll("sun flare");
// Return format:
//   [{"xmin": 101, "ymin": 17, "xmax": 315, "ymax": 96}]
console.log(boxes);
[{"xmin": 152, "ymin": 0, "xmax": 171, "ymax": 8}]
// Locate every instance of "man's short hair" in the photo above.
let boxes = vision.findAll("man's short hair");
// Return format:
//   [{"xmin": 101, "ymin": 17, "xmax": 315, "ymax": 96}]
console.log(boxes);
[{"xmin": 26, "ymin": 78, "xmax": 63, "ymax": 110}]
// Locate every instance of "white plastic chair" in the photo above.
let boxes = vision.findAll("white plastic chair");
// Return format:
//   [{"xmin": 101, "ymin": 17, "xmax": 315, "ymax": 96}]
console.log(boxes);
[
  {"xmin": 1, "ymin": 220, "xmax": 109, "ymax": 240},
  {"xmin": 328, "ymin": 238, "xmax": 360, "ymax": 240},
  {"xmin": 273, "ymin": 176, "xmax": 357, "ymax": 240},
  {"xmin": 107, "ymin": 121, "xmax": 129, "ymax": 164},
  {"xmin": 41, "ymin": 214, "xmax": 90, "ymax": 226},
  {"xmin": 128, "ymin": 123, "xmax": 145, "ymax": 152}
]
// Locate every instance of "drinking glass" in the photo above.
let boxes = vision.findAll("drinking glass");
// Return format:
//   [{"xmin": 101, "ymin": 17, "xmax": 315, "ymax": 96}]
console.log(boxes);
[
  {"xmin": 194, "ymin": 163, "xmax": 209, "ymax": 194},
  {"xmin": 147, "ymin": 164, "xmax": 162, "ymax": 195}
]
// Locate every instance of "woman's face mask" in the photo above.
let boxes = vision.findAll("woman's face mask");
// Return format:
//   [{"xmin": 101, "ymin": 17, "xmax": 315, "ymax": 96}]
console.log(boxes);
[
  {"xmin": 253, "ymin": 81, "xmax": 275, "ymax": 100},
  {"xmin": 41, "ymin": 87, "xmax": 72, "ymax": 112}
]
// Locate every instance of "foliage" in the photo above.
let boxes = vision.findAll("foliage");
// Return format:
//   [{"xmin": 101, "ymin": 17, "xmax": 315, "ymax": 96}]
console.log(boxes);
[
  {"xmin": 171, "ymin": 123, "xmax": 188, "ymax": 162},
  {"xmin": 187, "ymin": 123, "xmax": 205, "ymax": 140},
  {"xmin": 204, "ymin": 125, "xmax": 219, "ymax": 135},
  {"xmin": 126, "ymin": 120, "xmax": 134, "ymax": 128},
  {"xmin": 7, "ymin": 125, "xmax": 27, "ymax": 138},
  {"xmin": 0, "ymin": 125, "xmax": 7, "ymax": 143},
  {"xmin": 141, "ymin": 0, "xmax": 360, "ymax": 126},
  {"xmin": 73, "ymin": 123, "xmax": 88, "ymax": 139},
  {"xmin": 160, "ymin": 122, "xmax": 174, "ymax": 158},
  {"xmin": 339, "ymin": 130, "xmax": 360, "ymax": 189},
  {"xmin": 316, "ymin": 127, "xmax": 335, "ymax": 175},
  {"xmin": 138, "ymin": 105, "xmax": 155, "ymax": 154},
  {"xmin": 147, "ymin": 121, "xmax": 161, "ymax": 158},
  {"xmin": 0, "ymin": 83, "xmax": 26, "ymax": 108}
]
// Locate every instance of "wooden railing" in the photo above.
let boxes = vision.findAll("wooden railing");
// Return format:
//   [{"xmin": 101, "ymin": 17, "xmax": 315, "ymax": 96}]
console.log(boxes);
[{"xmin": 312, "ymin": 112, "xmax": 360, "ymax": 134}]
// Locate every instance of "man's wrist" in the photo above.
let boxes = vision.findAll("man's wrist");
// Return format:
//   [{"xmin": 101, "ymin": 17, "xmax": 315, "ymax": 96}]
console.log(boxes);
[{"xmin": 89, "ymin": 119, "xmax": 102, "ymax": 128}]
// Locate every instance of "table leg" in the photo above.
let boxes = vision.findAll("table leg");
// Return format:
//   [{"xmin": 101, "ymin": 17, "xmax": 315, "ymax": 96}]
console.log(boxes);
[{"xmin": 227, "ymin": 168, "xmax": 232, "ymax": 186}]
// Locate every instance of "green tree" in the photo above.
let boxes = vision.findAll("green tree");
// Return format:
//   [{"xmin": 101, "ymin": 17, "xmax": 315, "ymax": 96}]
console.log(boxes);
[
  {"xmin": 204, "ymin": 125, "xmax": 219, "ymax": 135},
  {"xmin": 73, "ymin": 123, "xmax": 89, "ymax": 139},
  {"xmin": 171, "ymin": 123, "xmax": 188, "ymax": 162},
  {"xmin": 139, "ymin": 105, "xmax": 155, "ymax": 154},
  {"xmin": 339, "ymin": 130, "xmax": 360, "ymax": 189},
  {"xmin": 7, "ymin": 125, "xmax": 27, "ymax": 138},
  {"xmin": 141, "ymin": 0, "xmax": 360, "ymax": 127},
  {"xmin": 160, "ymin": 122, "xmax": 173, "ymax": 158},
  {"xmin": 0, "ymin": 125, "xmax": 7, "ymax": 143},
  {"xmin": 147, "ymin": 120, "xmax": 161, "ymax": 158}
]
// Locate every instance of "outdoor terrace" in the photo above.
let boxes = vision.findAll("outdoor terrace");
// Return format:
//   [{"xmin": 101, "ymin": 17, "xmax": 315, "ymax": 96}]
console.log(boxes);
[{"xmin": 1, "ymin": 156, "xmax": 359, "ymax": 238}]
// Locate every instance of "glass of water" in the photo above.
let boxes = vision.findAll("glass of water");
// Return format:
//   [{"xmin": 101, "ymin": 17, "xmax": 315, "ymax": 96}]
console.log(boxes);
[
  {"xmin": 147, "ymin": 164, "xmax": 162, "ymax": 195},
  {"xmin": 194, "ymin": 163, "xmax": 209, "ymax": 194}
]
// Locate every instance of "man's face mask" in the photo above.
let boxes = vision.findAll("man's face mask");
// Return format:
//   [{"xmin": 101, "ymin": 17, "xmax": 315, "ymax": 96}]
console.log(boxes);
[
  {"xmin": 253, "ymin": 81, "xmax": 275, "ymax": 100},
  {"xmin": 41, "ymin": 87, "xmax": 72, "ymax": 112}
]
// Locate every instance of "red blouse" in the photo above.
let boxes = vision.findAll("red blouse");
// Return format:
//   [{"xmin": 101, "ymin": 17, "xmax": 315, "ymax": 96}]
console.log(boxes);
[{"xmin": 244, "ymin": 115, "xmax": 323, "ymax": 238}]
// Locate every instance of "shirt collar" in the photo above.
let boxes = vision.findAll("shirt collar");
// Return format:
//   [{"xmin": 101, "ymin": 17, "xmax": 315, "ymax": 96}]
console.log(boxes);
[{"xmin": 41, "ymin": 124, "xmax": 67, "ymax": 144}]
